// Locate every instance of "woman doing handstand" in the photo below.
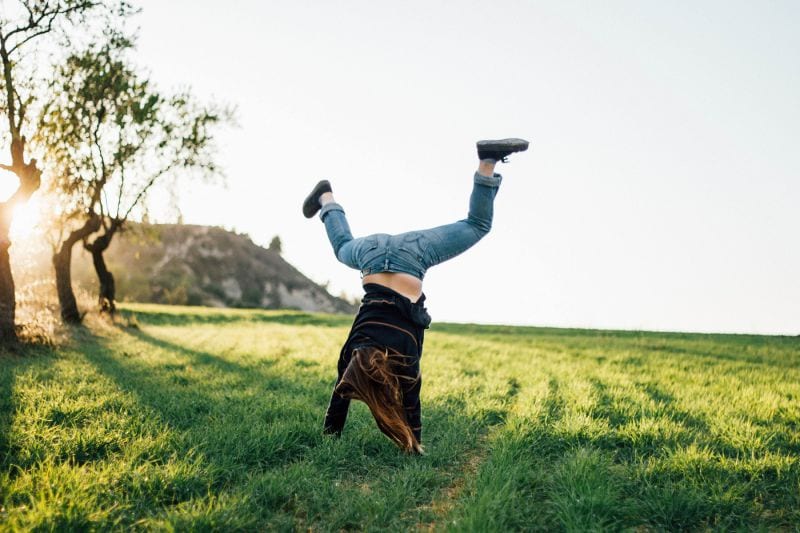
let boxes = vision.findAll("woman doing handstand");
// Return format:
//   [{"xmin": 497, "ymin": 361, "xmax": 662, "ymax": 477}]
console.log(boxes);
[{"xmin": 303, "ymin": 138, "xmax": 529, "ymax": 453}]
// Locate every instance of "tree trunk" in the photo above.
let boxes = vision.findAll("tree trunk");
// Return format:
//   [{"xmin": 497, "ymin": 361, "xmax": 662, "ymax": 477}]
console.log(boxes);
[
  {"xmin": 53, "ymin": 246, "xmax": 80, "ymax": 324},
  {"xmin": 0, "ymin": 142, "xmax": 41, "ymax": 343},
  {"xmin": 91, "ymin": 247, "xmax": 116, "ymax": 315},
  {"xmin": 53, "ymin": 215, "xmax": 101, "ymax": 324},
  {"xmin": 0, "ymin": 233, "xmax": 15, "ymax": 343},
  {"xmin": 85, "ymin": 221, "xmax": 120, "ymax": 315},
  {"xmin": 1, "ymin": 41, "xmax": 43, "ymax": 342}
]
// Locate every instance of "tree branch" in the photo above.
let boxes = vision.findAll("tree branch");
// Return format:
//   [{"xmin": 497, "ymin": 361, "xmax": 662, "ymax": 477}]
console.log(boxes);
[
  {"xmin": 121, "ymin": 161, "xmax": 178, "ymax": 222},
  {"xmin": 61, "ymin": 211, "xmax": 102, "ymax": 251},
  {"xmin": 5, "ymin": 2, "xmax": 102, "ymax": 55},
  {"xmin": 90, "ymin": 113, "xmax": 109, "ymax": 207},
  {"xmin": 0, "ymin": 42, "xmax": 20, "ymax": 145}
]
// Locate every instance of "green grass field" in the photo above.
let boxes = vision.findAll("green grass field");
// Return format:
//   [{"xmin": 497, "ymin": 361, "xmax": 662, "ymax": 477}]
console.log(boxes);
[{"xmin": 1, "ymin": 304, "xmax": 798, "ymax": 531}]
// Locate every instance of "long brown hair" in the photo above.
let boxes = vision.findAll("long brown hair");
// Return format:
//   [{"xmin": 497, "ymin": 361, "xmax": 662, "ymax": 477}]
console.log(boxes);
[{"xmin": 336, "ymin": 346, "xmax": 423, "ymax": 454}]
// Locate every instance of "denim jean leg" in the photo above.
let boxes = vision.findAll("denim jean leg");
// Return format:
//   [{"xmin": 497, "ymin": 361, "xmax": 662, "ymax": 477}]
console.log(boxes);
[
  {"xmin": 417, "ymin": 171, "xmax": 502, "ymax": 268},
  {"xmin": 320, "ymin": 202, "xmax": 359, "ymax": 269},
  {"xmin": 469, "ymin": 171, "xmax": 502, "ymax": 234}
]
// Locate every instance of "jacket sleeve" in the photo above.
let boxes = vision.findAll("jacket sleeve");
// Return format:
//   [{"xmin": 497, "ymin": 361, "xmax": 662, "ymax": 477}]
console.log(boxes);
[
  {"xmin": 401, "ymin": 363, "xmax": 422, "ymax": 443},
  {"xmin": 323, "ymin": 346, "xmax": 352, "ymax": 435}
]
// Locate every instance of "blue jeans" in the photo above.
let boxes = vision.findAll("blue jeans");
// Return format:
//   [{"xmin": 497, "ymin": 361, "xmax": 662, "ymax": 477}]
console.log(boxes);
[{"xmin": 320, "ymin": 172, "xmax": 502, "ymax": 280}]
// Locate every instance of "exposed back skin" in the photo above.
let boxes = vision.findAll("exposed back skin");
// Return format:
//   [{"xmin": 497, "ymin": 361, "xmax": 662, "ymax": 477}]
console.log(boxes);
[{"xmin": 362, "ymin": 272, "xmax": 423, "ymax": 303}]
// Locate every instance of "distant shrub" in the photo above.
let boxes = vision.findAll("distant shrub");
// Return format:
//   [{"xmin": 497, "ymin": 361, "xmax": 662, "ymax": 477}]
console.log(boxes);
[
  {"xmin": 241, "ymin": 286, "xmax": 263, "ymax": 307},
  {"xmin": 161, "ymin": 285, "xmax": 189, "ymax": 306},
  {"xmin": 186, "ymin": 289, "xmax": 205, "ymax": 306},
  {"xmin": 203, "ymin": 283, "xmax": 227, "ymax": 302},
  {"xmin": 268, "ymin": 235, "xmax": 282, "ymax": 254}
]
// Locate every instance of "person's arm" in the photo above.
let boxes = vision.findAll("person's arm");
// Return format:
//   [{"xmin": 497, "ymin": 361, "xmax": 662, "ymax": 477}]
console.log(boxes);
[
  {"xmin": 323, "ymin": 390, "xmax": 350, "ymax": 436},
  {"xmin": 402, "ymin": 370, "xmax": 422, "ymax": 443},
  {"xmin": 323, "ymin": 346, "xmax": 352, "ymax": 435}
]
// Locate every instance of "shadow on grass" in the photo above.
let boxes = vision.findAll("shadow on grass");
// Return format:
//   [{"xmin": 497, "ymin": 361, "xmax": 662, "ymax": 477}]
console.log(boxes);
[
  {"xmin": 637, "ymin": 343, "xmax": 800, "ymax": 371},
  {"xmin": 637, "ymin": 382, "xmax": 711, "ymax": 431},
  {"xmin": 123, "ymin": 326, "xmax": 278, "ymax": 379},
  {"xmin": 81, "ymin": 327, "xmax": 312, "ymax": 434},
  {"xmin": 592, "ymin": 379, "xmax": 711, "ymax": 433},
  {"xmin": 434, "ymin": 321, "xmax": 800, "ymax": 371},
  {"xmin": 434, "ymin": 322, "xmax": 800, "ymax": 343},
  {"xmin": 0, "ymin": 354, "xmax": 15, "ymax": 467},
  {"xmin": 120, "ymin": 308, "xmax": 352, "ymax": 329},
  {"xmin": 0, "ymin": 344, "xmax": 61, "ymax": 470},
  {"xmin": 453, "ymin": 372, "xmax": 800, "ymax": 531}
]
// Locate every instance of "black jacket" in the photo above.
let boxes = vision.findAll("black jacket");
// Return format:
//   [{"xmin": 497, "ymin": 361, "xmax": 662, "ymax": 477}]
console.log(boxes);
[{"xmin": 323, "ymin": 283, "xmax": 431, "ymax": 442}]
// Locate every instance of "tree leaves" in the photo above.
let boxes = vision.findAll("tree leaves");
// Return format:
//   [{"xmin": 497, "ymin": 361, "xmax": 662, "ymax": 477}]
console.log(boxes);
[{"xmin": 37, "ymin": 31, "xmax": 230, "ymax": 227}]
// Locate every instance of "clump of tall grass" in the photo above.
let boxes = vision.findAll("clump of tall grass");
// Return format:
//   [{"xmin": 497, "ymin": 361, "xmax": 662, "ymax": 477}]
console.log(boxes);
[
  {"xmin": 13, "ymin": 279, "xmax": 64, "ymax": 346},
  {"xmin": 12, "ymin": 279, "xmax": 101, "ymax": 347}
]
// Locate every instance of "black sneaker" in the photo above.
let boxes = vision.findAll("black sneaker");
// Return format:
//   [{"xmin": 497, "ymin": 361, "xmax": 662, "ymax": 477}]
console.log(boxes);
[
  {"xmin": 303, "ymin": 180, "xmax": 332, "ymax": 218},
  {"xmin": 477, "ymin": 138, "xmax": 529, "ymax": 162}
]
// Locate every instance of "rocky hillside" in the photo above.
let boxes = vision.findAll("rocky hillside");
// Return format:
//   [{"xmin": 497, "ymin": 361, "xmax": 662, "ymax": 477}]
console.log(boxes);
[{"xmin": 71, "ymin": 224, "xmax": 356, "ymax": 314}]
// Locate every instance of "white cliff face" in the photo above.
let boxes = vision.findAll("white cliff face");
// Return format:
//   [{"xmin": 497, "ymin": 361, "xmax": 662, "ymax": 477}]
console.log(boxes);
[
  {"xmin": 152, "ymin": 235, "xmax": 196, "ymax": 274},
  {"xmin": 221, "ymin": 278, "xmax": 242, "ymax": 300},
  {"xmin": 260, "ymin": 282, "xmax": 275, "ymax": 307},
  {"xmin": 196, "ymin": 240, "xmax": 230, "ymax": 259},
  {"xmin": 258, "ymin": 280, "xmax": 341, "ymax": 313},
  {"xmin": 276, "ymin": 284, "xmax": 340, "ymax": 313}
]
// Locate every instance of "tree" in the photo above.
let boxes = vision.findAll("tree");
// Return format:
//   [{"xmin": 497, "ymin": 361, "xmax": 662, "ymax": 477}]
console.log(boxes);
[
  {"xmin": 0, "ymin": 0, "xmax": 130, "ymax": 340},
  {"xmin": 51, "ymin": 202, "xmax": 102, "ymax": 323},
  {"xmin": 268, "ymin": 235, "xmax": 282, "ymax": 254},
  {"xmin": 38, "ymin": 35, "xmax": 228, "ymax": 318}
]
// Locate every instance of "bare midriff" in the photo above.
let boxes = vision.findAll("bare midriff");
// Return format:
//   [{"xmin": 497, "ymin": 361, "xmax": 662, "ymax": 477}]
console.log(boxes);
[{"xmin": 362, "ymin": 272, "xmax": 423, "ymax": 303}]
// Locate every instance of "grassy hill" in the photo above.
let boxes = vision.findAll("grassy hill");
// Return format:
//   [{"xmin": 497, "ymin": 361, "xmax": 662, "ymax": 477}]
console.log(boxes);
[{"xmin": 1, "ymin": 305, "xmax": 798, "ymax": 530}]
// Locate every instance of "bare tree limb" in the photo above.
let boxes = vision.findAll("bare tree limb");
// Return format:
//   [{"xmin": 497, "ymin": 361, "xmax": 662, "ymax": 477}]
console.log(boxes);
[
  {"xmin": 4, "ymin": 2, "xmax": 101, "ymax": 55},
  {"xmin": 120, "ymin": 161, "xmax": 178, "ymax": 222}
]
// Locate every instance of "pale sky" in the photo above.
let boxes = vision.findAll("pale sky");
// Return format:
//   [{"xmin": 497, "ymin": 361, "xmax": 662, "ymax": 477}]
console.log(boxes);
[{"xmin": 49, "ymin": 1, "xmax": 800, "ymax": 334}]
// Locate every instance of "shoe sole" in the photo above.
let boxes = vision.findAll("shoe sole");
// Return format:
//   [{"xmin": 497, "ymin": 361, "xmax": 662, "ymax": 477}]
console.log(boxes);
[{"xmin": 476, "ymin": 138, "xmax": 530, "ymax": 152}]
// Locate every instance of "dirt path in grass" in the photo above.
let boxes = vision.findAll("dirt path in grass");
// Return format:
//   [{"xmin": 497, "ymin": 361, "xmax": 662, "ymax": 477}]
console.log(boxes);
[{"xmin": 415, "ymin": 438, "xmax": 488, "ymax": 530}]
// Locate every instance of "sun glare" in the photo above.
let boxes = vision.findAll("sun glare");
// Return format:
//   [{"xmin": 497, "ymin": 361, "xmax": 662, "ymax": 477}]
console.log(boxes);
[
  {"xmin": 0, "ymin": 172, "xmax": 17, "ymax": 201},
  {"xmin": 1, "ymin": 168, "xmax": 46, "ymax": 241},
  {"xmin": 9, "ymin": 198, "xmax": 43, "ymax": 241}
]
